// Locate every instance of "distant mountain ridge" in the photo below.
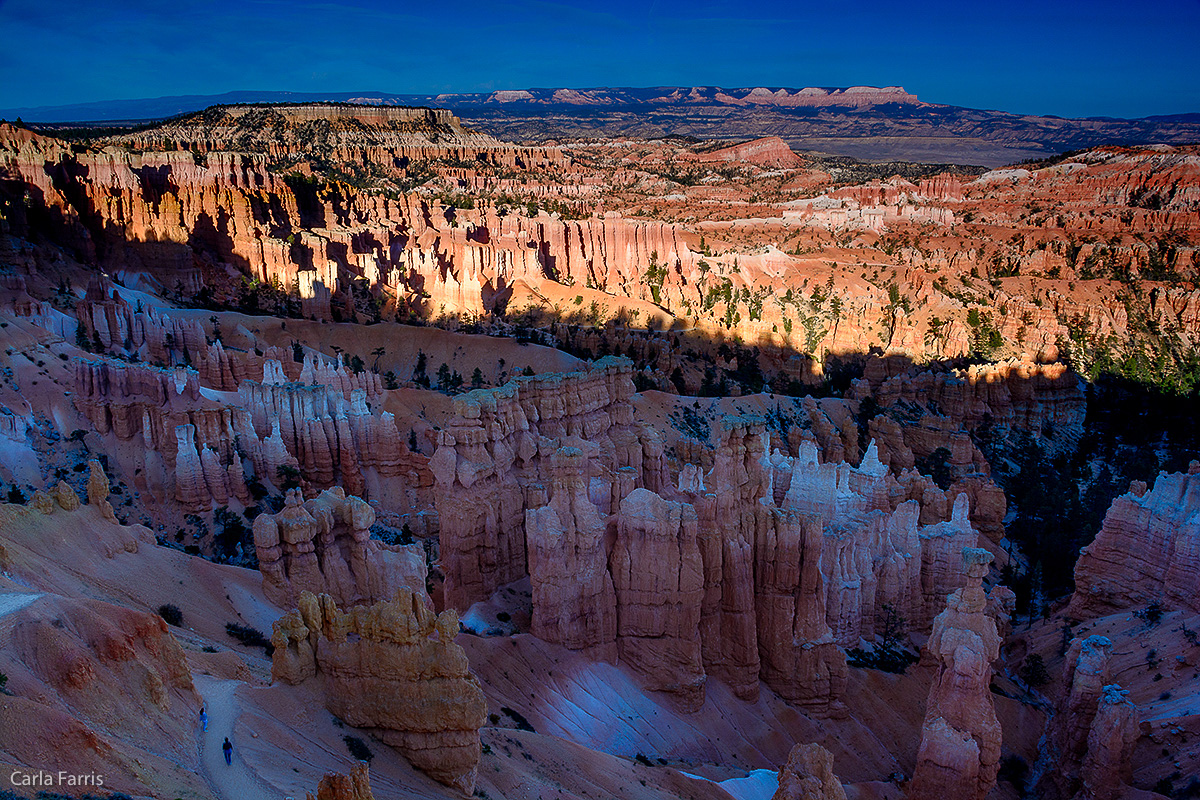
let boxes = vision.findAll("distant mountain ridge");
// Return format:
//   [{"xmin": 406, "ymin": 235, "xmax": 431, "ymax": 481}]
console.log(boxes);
[
  {"xmin": 6, "ymin": 86, "xmax": 1200, "ymax": 167},
  {"xmin": 2, "ymin": 86, "xmax": 921, "ymax": 121}
]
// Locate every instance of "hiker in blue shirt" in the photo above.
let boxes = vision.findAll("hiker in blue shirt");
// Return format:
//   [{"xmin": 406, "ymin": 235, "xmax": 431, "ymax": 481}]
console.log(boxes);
[{"xmin": 200, "ymin": 707, "xmax": 208, "ymax": 732}]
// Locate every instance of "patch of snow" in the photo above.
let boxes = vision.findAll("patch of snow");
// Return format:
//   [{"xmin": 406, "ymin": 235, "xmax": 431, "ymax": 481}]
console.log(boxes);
[
  {"xmin": 459, "ymin": 606, "xmax": 493, "ymax": 635},
  {"xmin": 460, "ymin": 601, "xmax": 517, "ymax": 637},
  {"xmin": 199, "ymin": 386, "xmax": 240, "ymax": 403},
  {"xmin": 720, "ymin": 769, "xmax": 780, "ymax": 800},
  {"xmin": 1039, "ymin": 162, "xmax": 1087, "ymax": 175},
  {"xmin": 973, "ymin": 169, "xmax": 1030, "ymax": 185},
  {"xmin": 0, "ymin": 592, "xmax": 43, "ymax": 618}
]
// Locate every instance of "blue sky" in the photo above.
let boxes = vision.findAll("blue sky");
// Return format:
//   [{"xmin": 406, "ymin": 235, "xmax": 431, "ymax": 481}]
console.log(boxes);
[{"xmin": 1, "ymin": 0, "xmax": 1197, "ymax": 118}]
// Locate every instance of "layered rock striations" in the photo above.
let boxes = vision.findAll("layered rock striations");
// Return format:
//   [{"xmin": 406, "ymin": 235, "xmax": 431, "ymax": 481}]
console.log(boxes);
[
  {"xmin": 1070, "ymin": 465, "xmax": 1200, "ymax": 616},
  {"xmin": 252, "ymin": 487, "xmax": 426, "ymax": 609},
  {"xmin": 434, "ymin": 362, "xmax": 993, "ymax": 716},
  {"xmin": 855, "ymin": 357, "xmax": 1087, "ymax": 445},
  {"xmin": 611, "ymin": 487, "xmax": 706, "ymax": 710},
  {"xmin": 431, "ymin": 357, "xmax": 657, "ymax": 610},
  {"xmin": 909, "ymin": 547, "xmax": 1003, "ymax": 800},
  {"xmin": 524, "ymin": 446, "xmax": 617, "ymax": 653},
  {"xmin": 6, "ymin": 120, "xmax": 1197, "ymax": 367},
  {"xmin": 1079, "ymin": 686, "xmax": 1137, "ymax": 800},
  {"xmin": 3, "ymin": 591, "xmax": 199, "ymax": 766},
  {"xmin": 0, "ymin": 122, "xmax": 700, "ymax": 324},
  {"xmin": 305, "ymin": 764, "xmax": 375, "ymax": 800},
  {"xmin": 689, "ymin": 420, "xmax": 769, "ymax": 702},
  {"xmin": 1036, "ymin": 636, "xmax": 1136, "ymax": 800},
  {"xmin": 753, "ymin": 504, "xmax": 848, "ymax": 716},
  {"xmin": 698, "ymin": 136, "xmax": 804, "ymax": 168},
  {"xmin": 772, "ymin": 743, "xmax": 848, "ymax": 800},
  {"xmin": 271, "ymin": 590, "xmax": 488, "ymax": 795},
  {"xmin": 72, "ymin": 352, "xmax": 430, "ymax": 515},
  {"xmin": 112, "ymin": 104, "xmax": 565, "ymax": 171}
]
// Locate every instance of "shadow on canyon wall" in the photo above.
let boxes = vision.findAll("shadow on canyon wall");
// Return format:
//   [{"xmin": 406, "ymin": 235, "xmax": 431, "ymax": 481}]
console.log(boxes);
[{"xmin": 5, "ymin": 156, "xmax": 1200, "ymax": 622}]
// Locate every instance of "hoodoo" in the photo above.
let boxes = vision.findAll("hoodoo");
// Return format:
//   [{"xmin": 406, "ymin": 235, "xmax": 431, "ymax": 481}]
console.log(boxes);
[{"xmin": 1, "ymin": 48, "xmax": 1199, "ymax": 798}]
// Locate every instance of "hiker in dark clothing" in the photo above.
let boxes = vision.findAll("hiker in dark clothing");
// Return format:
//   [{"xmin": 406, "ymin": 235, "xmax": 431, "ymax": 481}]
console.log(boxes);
[{"xmin": 222, "ymin": 737, "xmax": 232, "ymax": 765}]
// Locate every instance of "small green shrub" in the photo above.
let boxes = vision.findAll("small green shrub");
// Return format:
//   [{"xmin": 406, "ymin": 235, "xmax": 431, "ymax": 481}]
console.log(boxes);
[
  {"xmin": 343, "ymin": 735, "xmax": 373, "ymax": 762},
  {"xmin": 225, "ymin": 623, "xmax": 273, "ymax": 656},
  {"xmin": 1135, "ymin": 602, "xmax": 1164, "ymax": 626},
  {"xmin": 1020, "ymin": 654, "xmax": 1050, "ymax": 686},
  {"xmin": 157, "ymin": 604, "xmax": 183, "ymax": 627},
  {"xmin": 501, "ymin": 706, "xmax": 535, "ymax": 732}
]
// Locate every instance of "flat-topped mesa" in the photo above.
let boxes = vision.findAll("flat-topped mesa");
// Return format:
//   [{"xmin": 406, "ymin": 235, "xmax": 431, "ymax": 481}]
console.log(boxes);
[
  {"xmin": 252, "ymin": 487, "xmax": 426, "ymax": 609},
  {"xmin": 1070, "ymin": 464, "xmax": 1200, "ymax": 616},
  {"xmin": 110, "ymin": 103, "xmax": 565, "ymax": 169},
  {"xmin": 697, "ymin": 136, "xmax": 804, "ymax": 168},
  {"xmin": 233, "ymin": 103, "xmax": 459, "ymax": 126},
  {"xmin": 909, "ymin": 547, "xmax": 1003, "ymax": 800},
  {"xmin": 271, "ymin": 590, "xmax": 487, "ymax": 795},
  {"xmin": 733, "ymin": 85, "xmax": 919, "ymax": 108},
  {"xmin": 431, "ymin": 357, "xmax": 654, "ymax": 611}
]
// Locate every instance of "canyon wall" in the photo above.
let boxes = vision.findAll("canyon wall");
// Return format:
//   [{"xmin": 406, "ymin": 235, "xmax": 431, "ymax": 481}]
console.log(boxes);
[
  {"xmin": 8, "ymin": 122, "xmax": 1196, "ymax": 373},
  {"xmin": 1070, "ymin": 462, "xmax": 1200, "ymax": 616},
  {"xmin": 432, "ymin": 363, "xmax": 999, "ymax": 716},
  {"xmin": 70, "ymin": 345, "xmax": 431, "ymax": 519}
]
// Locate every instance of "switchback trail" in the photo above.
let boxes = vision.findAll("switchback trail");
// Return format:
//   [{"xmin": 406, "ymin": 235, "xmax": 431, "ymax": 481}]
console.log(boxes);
[{"xmin": 193, "ymin": 675, "xmax": 275, "ymax": 800}]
